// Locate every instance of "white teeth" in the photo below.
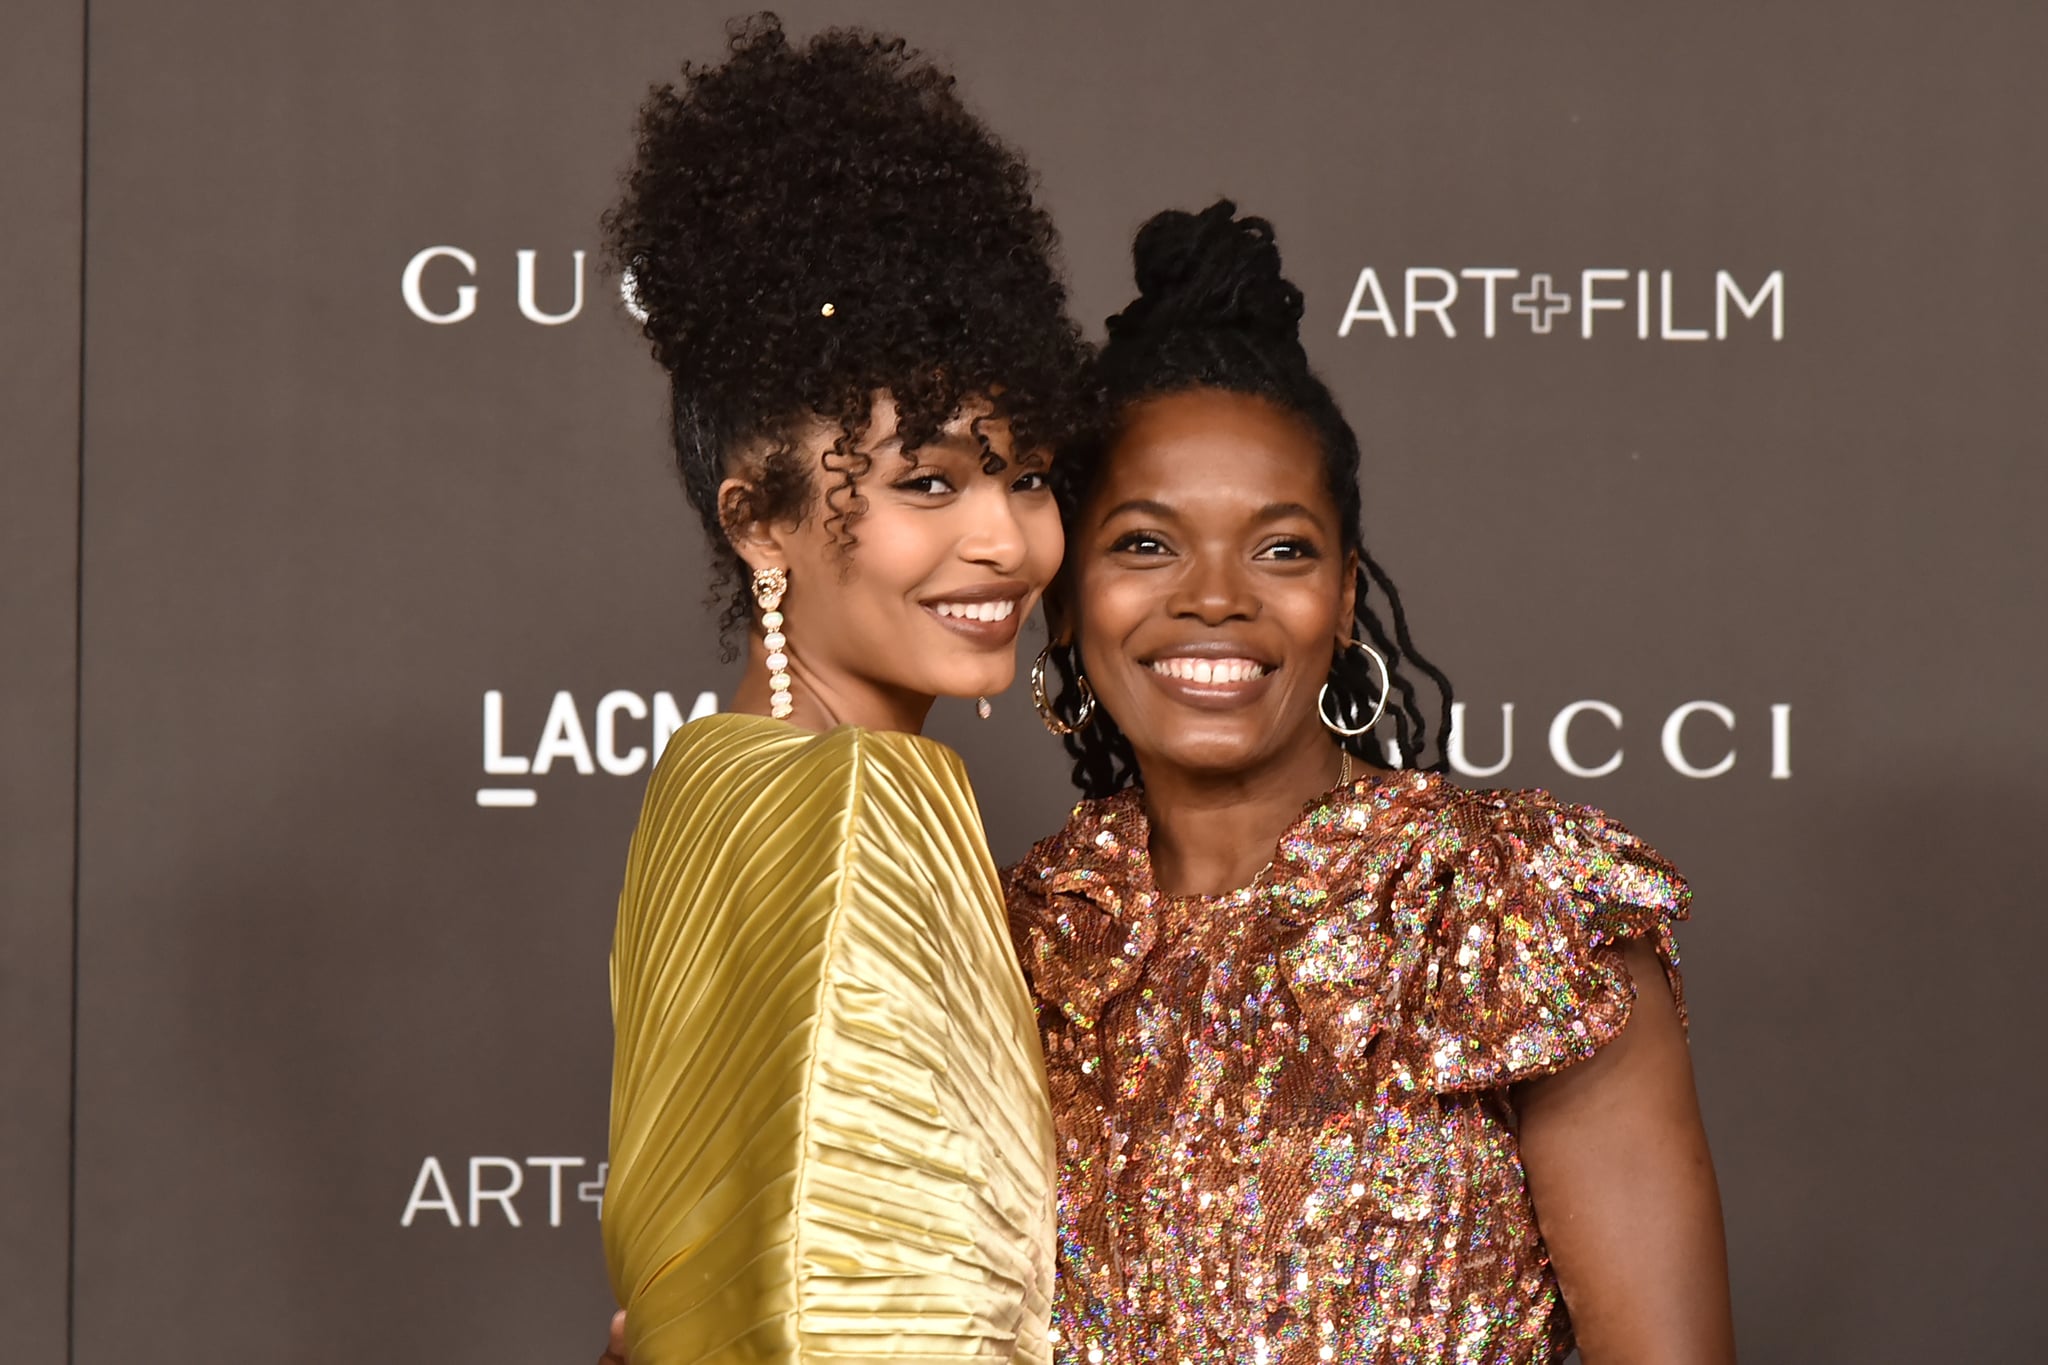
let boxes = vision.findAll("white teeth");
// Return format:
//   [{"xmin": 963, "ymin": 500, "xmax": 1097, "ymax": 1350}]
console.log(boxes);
[
  {"xmin": 1149, "ymin": 657, "xmax": 1267, "ymax": 683},
  {"xmin": 932, "ymin": 599, "xmax": 1016, "ymax": 622}
]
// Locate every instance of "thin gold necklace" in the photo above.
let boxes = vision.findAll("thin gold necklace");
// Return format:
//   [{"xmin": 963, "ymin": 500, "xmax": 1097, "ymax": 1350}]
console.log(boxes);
[{"xmin": 1235, "ymin": 750, "xmax": 1354, "ymax": 895}]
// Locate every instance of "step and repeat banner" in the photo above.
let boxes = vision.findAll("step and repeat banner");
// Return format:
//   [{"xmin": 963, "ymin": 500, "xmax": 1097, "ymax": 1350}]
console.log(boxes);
[{"xmin": 9, "ymin": 2, "xmax": 2045, "ymax": 1361}]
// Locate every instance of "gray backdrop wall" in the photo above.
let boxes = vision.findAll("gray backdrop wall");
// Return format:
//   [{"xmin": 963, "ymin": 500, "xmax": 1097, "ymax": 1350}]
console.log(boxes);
[{"xmin": 4, "ymin": 2, "xmax": 2045, "ymax": 1362}]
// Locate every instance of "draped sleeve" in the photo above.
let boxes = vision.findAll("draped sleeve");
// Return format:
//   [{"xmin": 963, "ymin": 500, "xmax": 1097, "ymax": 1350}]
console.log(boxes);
[
  {"xmin": 1276, "ymin": 781, "xmax": 1690, "ymax": 1095},
  {"xmin": 603, "ymin": 714, "xmax": 1055, "ymax": 1365}
]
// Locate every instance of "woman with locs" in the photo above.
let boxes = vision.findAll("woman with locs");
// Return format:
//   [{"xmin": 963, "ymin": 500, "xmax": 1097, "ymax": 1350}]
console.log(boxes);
[{"xmin": 1007, "ymin": 202, "xmax": 1735, "ymax": 1363}]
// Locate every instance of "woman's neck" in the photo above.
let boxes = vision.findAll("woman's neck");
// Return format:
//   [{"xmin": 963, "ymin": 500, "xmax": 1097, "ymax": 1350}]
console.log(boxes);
[
  {"xmin": 728, "ymin": 636, "xmax": 935, "ymax": 735},
  {"xmin": 1136, "ymin": 735, "xmax": 1349, "ymax": 897}
]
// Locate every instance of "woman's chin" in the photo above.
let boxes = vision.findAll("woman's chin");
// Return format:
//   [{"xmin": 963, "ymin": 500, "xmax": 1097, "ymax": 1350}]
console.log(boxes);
[
  {"xmin": 924, "ymin": 662, "xmax": 1017, "ymax": 701},
  {"xmin": 1131, "ymin": 732, "xmax": 1274, "ymax": 778}
]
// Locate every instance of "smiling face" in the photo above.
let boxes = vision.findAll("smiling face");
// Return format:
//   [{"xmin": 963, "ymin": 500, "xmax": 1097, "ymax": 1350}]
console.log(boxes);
[
  {"xmin": 729, "ymin": 393, "xmax": 1063, "ymax": 726},
  {"xmin": 1069, "ymin": 388, "xmax": 1355, "ymax": 780}
]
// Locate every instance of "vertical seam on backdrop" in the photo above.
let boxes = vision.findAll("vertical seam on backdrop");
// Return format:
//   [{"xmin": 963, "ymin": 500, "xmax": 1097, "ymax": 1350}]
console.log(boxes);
[{"xmin": 67, "ymin": 3, "xmax": 90, "ymax": 1363}]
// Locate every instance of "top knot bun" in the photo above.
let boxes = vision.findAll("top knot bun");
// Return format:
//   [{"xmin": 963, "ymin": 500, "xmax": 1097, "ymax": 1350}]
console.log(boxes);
[
  {"xmin": 604, "ymin": 13, "xmax": 1080, "ymax": 434},
  {"xmin": 1106, "ymin": 200, "xmax": 1305, "ymax": 353}
]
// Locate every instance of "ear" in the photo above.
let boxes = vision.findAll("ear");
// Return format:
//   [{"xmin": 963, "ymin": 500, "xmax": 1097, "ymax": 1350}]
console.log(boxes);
[
  {"xmin": 1336, "ymin": 548, "xmax": 1360, "ymax": 647},
  {"xmin": 718, "ymin": 475, "xmax": 791, "ymax": 576}
]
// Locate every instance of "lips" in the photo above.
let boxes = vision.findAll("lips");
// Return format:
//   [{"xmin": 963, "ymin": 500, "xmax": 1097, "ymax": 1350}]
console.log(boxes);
[
  {"xmin": 1139, "ymin": 645, "xmax": 1279, "ymax": 710},
  {"xmin": 928, "ymin": 598, "xmax": 1017, "ymax": 623},
  {"xmin": 920, "ymin": 582, "xmax": 1030, "ymax": 647},
  {"xmin": 1149, "ymin": 656, "xmax": 1268, "ymax": 684}
]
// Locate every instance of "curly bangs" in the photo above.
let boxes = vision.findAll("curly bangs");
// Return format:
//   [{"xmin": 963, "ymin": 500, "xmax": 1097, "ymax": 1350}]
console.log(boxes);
[{"xmin": 604, "ymin": 13, "xmax": 1089, "ymax": 647}]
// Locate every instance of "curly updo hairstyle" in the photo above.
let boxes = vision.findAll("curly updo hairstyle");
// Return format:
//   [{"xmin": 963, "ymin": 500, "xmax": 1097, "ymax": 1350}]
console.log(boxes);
[
  {"xmin": 1045, "ymin": 200, "xmax": 1455, "ymax": 798},
  {"xmin": 604, "ymin": 14, "xmax": 1090, "ymax": 650}
]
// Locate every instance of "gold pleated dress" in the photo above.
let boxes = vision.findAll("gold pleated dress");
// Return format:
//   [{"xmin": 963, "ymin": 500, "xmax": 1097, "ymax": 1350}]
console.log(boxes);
[{"xmin": 604, "ymin": 713, "xmax": 1056, "ymax": 1365}]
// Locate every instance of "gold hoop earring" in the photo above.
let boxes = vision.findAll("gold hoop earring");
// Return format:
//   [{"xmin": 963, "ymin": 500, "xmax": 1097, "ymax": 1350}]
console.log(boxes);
[
  {"xmin": 1030, "ymin": 645, "xmax": 1095, "ymax": 736},
  {"xmin": 753, "ymin": 567, "xmax": 792, "ymax": 720},
  {"xmin": 1317, "ymin": 638, "xmax": 1390, "ymax": 738}
]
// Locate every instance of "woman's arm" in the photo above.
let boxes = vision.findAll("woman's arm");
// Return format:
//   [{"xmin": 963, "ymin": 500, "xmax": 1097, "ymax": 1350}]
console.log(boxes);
[{"xmin": 1512, "ymin": 941, "xmax": 1737, "ymax": 1364}]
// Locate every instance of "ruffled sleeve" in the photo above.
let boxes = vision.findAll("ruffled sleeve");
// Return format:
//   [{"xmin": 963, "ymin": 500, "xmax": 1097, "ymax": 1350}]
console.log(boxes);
[
  {"xmin": 1003, "ymin": 803, "xmax": 1159, "ymax": 1033},
  {"xmin": 1280, "ymin": 783, "xmax": 1689, "ymax": 1095}
]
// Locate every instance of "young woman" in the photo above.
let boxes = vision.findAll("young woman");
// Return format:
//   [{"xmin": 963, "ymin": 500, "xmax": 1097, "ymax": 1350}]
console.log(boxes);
[
  {"xmin": 598, "ymin": 19, "xmax": 1088, "ymax": 1364},
  {"xmin": 1015, "ymin": 201, "xmax": 1735, "ymax": 1363}
]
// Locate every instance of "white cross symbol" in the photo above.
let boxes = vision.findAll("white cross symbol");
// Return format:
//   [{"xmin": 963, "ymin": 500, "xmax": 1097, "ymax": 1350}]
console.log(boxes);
[
  {"xmin": 1511, "ymin": 274, "xmax": 1572, "ymax": 334},
  {"xmin": 577, "ymin": 1161, "xmax": 608, "ymax": 1215}
]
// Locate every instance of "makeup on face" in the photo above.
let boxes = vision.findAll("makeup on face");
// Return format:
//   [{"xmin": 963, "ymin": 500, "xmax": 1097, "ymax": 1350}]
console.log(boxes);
[
  {"xmin": 767, "ymin": 397, "xmax": 1063, "ymax": 719},
  {"xmin": 1074, "ymin": 389, "xmax": 1353, "ymax": 777}
]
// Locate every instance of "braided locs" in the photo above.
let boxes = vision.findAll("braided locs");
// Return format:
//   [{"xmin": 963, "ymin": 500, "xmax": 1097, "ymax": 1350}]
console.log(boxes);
[{"xmin": 1049, "ymin": 200, "xmax": 1454, "ymax": 798}]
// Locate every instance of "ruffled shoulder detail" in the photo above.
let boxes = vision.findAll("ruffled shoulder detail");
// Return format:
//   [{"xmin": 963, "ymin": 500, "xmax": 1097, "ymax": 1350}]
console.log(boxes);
[
  {"xmin": 1275, "ymin": 776, "xmax": 1689, "ymax": 1094},
  {"xmin": 1003, "ymin": 791, "xmax": 1157, "ymax": 1031}
]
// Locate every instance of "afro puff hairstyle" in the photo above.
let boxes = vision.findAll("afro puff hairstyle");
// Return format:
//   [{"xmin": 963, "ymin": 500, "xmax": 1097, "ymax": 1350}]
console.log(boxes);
[
  {"xmin": 604, "ymin": 13, "xmax": 1090, "ymax": 650},
  {"xmin": 1044, "ymin": 200, "xmax": 1456, "ymax": 798}
]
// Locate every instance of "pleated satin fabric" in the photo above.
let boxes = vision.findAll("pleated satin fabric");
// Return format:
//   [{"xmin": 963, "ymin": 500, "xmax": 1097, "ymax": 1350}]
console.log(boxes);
[{"xmin": 604, "ymin": 714, "xmax": 1056, "ymax": 1364}]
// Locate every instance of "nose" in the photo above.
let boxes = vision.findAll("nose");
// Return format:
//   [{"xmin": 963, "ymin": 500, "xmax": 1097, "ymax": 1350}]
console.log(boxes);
[
  {"xmin": 1166, "ymin": 546, "xmax": 1257, "ymax": 625},
  {"xmin": 957, "ymin": 480, "xmax": 1028, "ymax": 574}
]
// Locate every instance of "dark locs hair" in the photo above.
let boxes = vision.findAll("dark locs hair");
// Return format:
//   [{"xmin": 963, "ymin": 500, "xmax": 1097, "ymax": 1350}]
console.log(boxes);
[
  {"xmin": 603, "ymin": 14, "xmax": 1090, "ymax": 652},
  {"xmin": 1046, "ymin": 199, "xmax": 1455, "ymax": 798}
]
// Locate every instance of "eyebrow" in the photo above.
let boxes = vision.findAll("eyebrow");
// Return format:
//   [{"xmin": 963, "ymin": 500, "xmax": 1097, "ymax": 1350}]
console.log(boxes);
[
  {"xmin": 1098, "ymin": 497, "xmax": 1179, "ymax": 521},
  {"xmin": 1098, "ymin": 498, "xmax": 1327, "ymax": 525},
  {"xmin": 1254, "ymin": 501, "xmax": 1324, "ymax": 524},
  {"xmin": 919, "ymin": 430, "xmax": 982, "ymax": 456},
  {"xmin": 898, "ymin": 428, "xmax": 1041, "ymax": 462},
  {"xmin": 875, "ymin": 429, "xmax": 967, "ymax": 459}
]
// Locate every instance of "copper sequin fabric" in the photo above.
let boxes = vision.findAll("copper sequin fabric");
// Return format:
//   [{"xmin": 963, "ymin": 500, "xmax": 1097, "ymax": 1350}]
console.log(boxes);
[{"xmin": 1004, "ymin": 771, "xmax": 1688, "ymax": 1365}]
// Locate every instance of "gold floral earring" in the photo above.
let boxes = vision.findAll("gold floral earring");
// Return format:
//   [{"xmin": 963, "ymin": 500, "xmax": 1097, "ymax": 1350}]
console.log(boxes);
[{"xmin": 753, "ymin": 567, "xmax": 792, "ymax": 719}]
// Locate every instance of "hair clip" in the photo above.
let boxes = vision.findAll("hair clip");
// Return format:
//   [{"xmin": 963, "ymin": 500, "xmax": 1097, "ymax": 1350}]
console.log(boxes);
[{"xmin": 819, "ymin": 302, "xmax": 836, "ymax": 317}]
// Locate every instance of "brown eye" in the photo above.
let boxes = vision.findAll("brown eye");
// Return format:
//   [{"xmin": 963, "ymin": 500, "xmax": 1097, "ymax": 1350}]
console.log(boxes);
[
  {"xmin": 1109, "ymin": 532, "xmax": 1171, "ymax": 555},
  {"xmin": 1257, "ymin": 537, "xmax": 1319, "ymax": 561},
  {"xmin": 894, "ymin": 473, "xmax": 954, "ymax": 496}
]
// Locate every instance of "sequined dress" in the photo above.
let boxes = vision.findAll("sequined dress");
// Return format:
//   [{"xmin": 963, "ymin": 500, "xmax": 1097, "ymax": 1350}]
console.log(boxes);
[{"xmin": 1004, "ymin": 770, "xmax": 1688, "ymax": 1365}]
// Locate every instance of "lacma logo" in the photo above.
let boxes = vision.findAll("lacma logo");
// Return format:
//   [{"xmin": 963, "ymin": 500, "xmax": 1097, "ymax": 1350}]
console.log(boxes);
[
  {"xmin": 478, "ymin": 689, "xmax": 717, "ymax": 807},
  {"xmin": 1337, "ymin": 267, "xmax": 1784, "ymax": 340}
]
